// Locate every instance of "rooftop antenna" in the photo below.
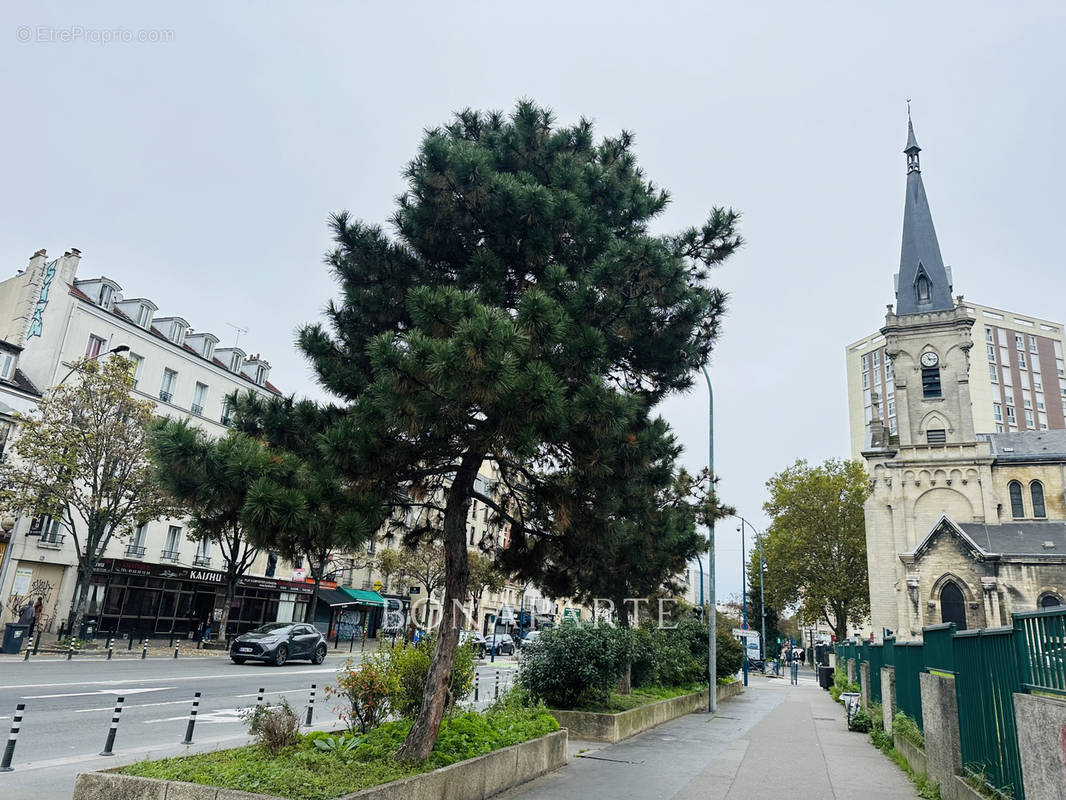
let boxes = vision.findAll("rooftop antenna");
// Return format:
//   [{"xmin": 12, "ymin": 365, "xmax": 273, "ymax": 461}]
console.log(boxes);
[{"xmin": 226, "ymin": 322, "xmax": 248, "ymax": 348}]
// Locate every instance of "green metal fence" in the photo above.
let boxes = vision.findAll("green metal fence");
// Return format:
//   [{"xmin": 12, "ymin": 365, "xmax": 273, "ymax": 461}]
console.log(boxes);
[
  {"xmin": 953, "ymin": 627, "xmax": 1025, "ymax": 800},
  {"xmin": 867, "ymin": 642, "xmax": 884, "ymax": 703},
  {"xmin": 1013, "ymin": 606, "xmax": 1066, "ymax": 696},
  {"xmin": 893, "ymin": 641, "xmax": 925, "ymax": 730},
  {"xmin": 922, "ymin": 622, "xmax": 956, "ymax": 674}
]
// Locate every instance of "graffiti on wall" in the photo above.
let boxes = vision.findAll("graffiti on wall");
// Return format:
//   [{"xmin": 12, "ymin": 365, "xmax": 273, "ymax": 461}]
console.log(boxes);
[{"xmin": 27, "ymin": 259, "xmax": 58, "ymax": 339}]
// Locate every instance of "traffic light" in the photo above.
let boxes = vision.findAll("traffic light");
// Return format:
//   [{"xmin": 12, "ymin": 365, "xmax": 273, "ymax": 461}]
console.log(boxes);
[{"xmin": 776, "ymin": 637, "xmax": 781, "ymax": 644}]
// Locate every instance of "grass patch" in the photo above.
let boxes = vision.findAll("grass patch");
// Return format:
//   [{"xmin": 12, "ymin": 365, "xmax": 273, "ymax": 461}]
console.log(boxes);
[
  {"xmin": 566, "ymin": 684, "xmax": 702, "ymax": 713},
  {"xmin": 122, "ymin": 705, "xmax": 558, "ymax": 800}
]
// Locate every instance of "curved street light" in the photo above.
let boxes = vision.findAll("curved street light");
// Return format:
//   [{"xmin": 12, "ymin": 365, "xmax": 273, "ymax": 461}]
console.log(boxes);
[{"xmin": 56, "ymin": 344, "xmax": 130, "ymax": 387}]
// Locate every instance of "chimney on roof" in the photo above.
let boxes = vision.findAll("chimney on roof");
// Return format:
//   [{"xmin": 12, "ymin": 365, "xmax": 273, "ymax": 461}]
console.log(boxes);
[
  {"xmin": 70, "ymin": 248, "xmax": 81, "ymax": 256},
  {"xmin": 33, "ymin": 249, "xmax": 47, "ymax": 259}
]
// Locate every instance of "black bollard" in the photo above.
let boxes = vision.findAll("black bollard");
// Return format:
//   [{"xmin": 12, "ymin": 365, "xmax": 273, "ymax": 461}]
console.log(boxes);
[
  {"xmin": 494, "ymin": 670, "xmax": 500, "ymax": 700},
  {"xmin": 181, "ymin": 692, "xmax": 201, "ymax": 745},
  {"xmin": 256, "ymin": 687, "xmax": 264, "ymax": 706},
  {"xmin": 474, "ymin": 672, "xmax": 480, "ymax": 702},
  {"xmin": 32, "ymin": 631, "xmax": 41, "ymax": 656},
  {"xmin": 349, "ymin": 635, "xmax": 354, "ymax": 653},
  {"xmin": 22, "ymin": 642, "xmax": 29, "ymax": 662},
  {"xmin": 99, "ymin": 697, "xmax": 124, "ymax": 756},
  {"xmin": 67, "ymin": 642, "xmax": 74, "ymax": 661},
  {"xmin": 107, "ymin": 638, "xmax": 114, "ymax": 660},
  {"xmin": 174, "ymin": 644, "xmax": 179, "ymax": 659},
  {"xmin": 0, "ymin": 704, "xmax": 25, "ymax": 772},
  {"xmin": 305, "ymin": 684, "xmax": 316, "ymax": 726},
  {"xmin": 141, "ymin": 639, "xmax": 148, "ymax": 660},
  {"xmin": 169, "ymin": 633, "xmax": 174, "ymax": 648},
  {"xmin": 127, "ymin": 634, "xmax": 134, "ymax": 651}
]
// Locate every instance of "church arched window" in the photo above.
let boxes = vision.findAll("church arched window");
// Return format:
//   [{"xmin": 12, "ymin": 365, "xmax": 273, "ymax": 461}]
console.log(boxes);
[
  {"xmin": 1039, "ymin": 593, "xmax": 1062, "ymax": 608},
  {"xmin": 1008, "ymin": 480, "xmax": 1025, "ymax": 519},
  {"xmin": 939, "ymin": 582, "xmax": 967, "ymax": 630},
  {"xmin": 1030, "ymin": 481, "xmax": 1046, "ymax": 518}
]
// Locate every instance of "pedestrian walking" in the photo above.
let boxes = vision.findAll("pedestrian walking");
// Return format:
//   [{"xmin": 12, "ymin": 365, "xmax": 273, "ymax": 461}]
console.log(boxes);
[
  {"xmin": 32, "ymin": 598, "xmax": 43, "ymax": 639},
  {"xmin": 790, "ymin": 654, "xmax": 799, "ymax": 685},
  {"xmin": 17, "ymin": 601, "xmax": 34, "ymax": 631},
  {"xmin": 799, "ymin": 647, "xmax": 806, "ymax": 666}
]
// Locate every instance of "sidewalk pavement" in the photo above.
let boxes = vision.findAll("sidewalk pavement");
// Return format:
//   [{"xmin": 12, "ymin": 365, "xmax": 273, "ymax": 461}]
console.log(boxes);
[{"xmin": 499, "ymin": 673, "xmax": 920, "ymax": 800}]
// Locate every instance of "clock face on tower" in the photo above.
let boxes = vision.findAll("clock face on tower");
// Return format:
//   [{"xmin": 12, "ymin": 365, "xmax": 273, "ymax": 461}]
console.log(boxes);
[{"xmin": 920, "ymin": 351, "xmax": 939, "ymax": 368}]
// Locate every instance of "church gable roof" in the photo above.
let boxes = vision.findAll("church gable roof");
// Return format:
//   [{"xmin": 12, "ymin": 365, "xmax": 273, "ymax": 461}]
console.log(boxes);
[{"xmin": 907, "ymin": 514, "xmax": 988, "ymax": 561}]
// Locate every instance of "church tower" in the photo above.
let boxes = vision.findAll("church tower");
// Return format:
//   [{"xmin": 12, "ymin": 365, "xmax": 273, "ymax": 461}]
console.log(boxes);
[{"xmin": 877, "ymin": 115, "xmax": 975, "ymax": 448}]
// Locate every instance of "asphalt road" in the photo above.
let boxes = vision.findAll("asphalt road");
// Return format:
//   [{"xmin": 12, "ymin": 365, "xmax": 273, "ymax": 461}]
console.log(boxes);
[{"xmin": 0, "ymin": 649, "xmax": 519, "ymax": 799}]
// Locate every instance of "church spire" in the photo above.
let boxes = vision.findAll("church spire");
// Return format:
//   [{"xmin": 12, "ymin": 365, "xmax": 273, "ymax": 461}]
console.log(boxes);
[{"xmin": 895, "ymin": 111, "xmax": 954, "ymax": 315}]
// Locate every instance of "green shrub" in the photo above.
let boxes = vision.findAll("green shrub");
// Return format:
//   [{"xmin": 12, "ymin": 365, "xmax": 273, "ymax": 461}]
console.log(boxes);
[
  {"xmin": 868, "ymin": 701, "xmax": 884, "ymax": 731},
  {"xmin": 239, "ymin": 698, "xmax": 301, "ymax": 753},
  {"xmin": 519, "ymin": 624, "xmax": 630, "ymax": 709},
  {"xmin": 829, "ymin": 685, "xmax": 842, "ymax": 702},
  {"xmin": 849, "ymin": 708, "xmax": 873, "ymax": 733},
  {"xmin": 372, "ymin": 635, "xmax": 475, "ymax": 718},
  {"xmin": 892, "ymin": 712, "xmax": 924, "ymax": 749},
  {"xmin": 325, "ymin": 657, "xmax": 398, "ymax": 733},
  {"xmin": 870, "ymin": 727, "xmax": 892, "ymax": 752},
  {"xmin": 629, "ymin": 626, "xmax": 658, "ymax": 687}
]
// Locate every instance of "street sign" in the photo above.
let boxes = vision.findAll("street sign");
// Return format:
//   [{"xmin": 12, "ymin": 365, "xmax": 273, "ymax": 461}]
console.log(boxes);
[
  {"xmin": 741, "ymin": 622, "xmax": 748, "ymax": 630},
  {"xmin": 732, "ymin": 627, "xmax": 759, "ymax": 639},
  {"xmin": 408, "ymin": 586, "xmax": 420, "ymax": 594},
  {"xmin": 373, "ymin": 580, "xmax": 382, "ymax": 592}
]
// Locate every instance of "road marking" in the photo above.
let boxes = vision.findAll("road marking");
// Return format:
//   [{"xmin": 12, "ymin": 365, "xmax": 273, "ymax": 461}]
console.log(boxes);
[
  {"xmin": 75, "ymin": 698, "xmax": 196, "ymax": 713},
  {"xmin": 23, "ymin": 686, "xmax": 175, "ymax": 699},
  {"xmin": 0, "ymin": 666, "xmax": 338, "ymax": 691},
  {"xmin": 144, "ymin": 708, "xmax": 243, "ymax": 725}
]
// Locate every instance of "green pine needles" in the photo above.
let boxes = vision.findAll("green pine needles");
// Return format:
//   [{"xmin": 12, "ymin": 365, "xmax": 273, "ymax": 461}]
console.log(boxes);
[{"xmin": 244, "ymin": 101, "xmax": 740, "ymax": 761}]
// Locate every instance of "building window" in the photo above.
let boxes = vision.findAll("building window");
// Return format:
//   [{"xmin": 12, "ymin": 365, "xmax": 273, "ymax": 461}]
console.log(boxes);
[
  {"xmin": 989, "ymin": 364, "xmax": 998, "ymax": 383},
  {"xmin": 126, "ymin": 524, "xmax": 147, "ymax": 557},
  {"xmin": 98, "ymin": 284, "xmax": 113, "ymax": 308},
  {"xmin": 1040, "ymin": 593, "xmax": 1063, "ymax": 608},
  {"xmin": 194, "ymin": 539, "xmax": 211, "ymax": 566},
  {"xmin": 1029, "ymin": 335, "xmax": 1038, "ymax": 353},
  {"xmin": 985, "ymin": 327, "xmax": 994, "ymax": 343},
  {"xmin": 162, "ymin": 526, "xmax": 182, "ymax": 560},
  {"xmin": 192, "ymin": 383, "xmax": 208, "ymax": 416},
  {"xmin": 1057, "ymin": 359, "xmax": 1065, "ymax": 377},
  {"xmin": 939, "ymin": 582, "xmax": 967, "ymax": 630},
  {"xmin": 1019, "ymin": 352, "xmax": 1027, "ymax": 369},
  {"xmin": 887, "ymin": 399, "xmax": 896, "ymax": 418},
  {"xmin": 1034, "ymin": 376, "xmax": 1043, "ymax": 392},
  {"xmin": 1022, "ymin": 391, "xmax": 1032, "ymax": 409},
  {"xmin": 85, "ymin": 335, "xmax": 106, "ymax": 359},
  {"xmin": 873, "ymin": 350, "xmax": 881, "ymax": 367},
  {"xmin": 255, "ymin": 365, "xmax": 266, "ymax": 385},
  {"xmin": 861, "ymin": 355, "xmax": 869, "ymax": 371},
  {"xmin": 1037, "ymin": 396, "xmax": 1045, "ymax": 411},
  {"xmin": 230, "ymin": 352, "xmax": 242, "ymax": 372},
  {"xmin": 926, "ymin": 429, "xmax": 947, "ymax": 445},
  {"xmin": 862, "ymin": 372, "xmax": 869, "ymax": 389},
  {"xmin": 996, "ymin": 423, "xmax": 1004, "ymax": 432},
  {"xmin": 203, "ymin": 340, "xmax": 215, "ymax": 360},
  {"xmin": 1008, "ymin": 481, "xmax": 1024, "ymax": 519},
  {"xmin": 0, "ymin": 352, "xmax": 15, "ymax": 380},
  {"xmin": 993, "ymin": 403, "xmax": 1002, "ymax": 422},
  {"xmin": 1031, "ymin": 481, "xmax": 1046, "ymax": 518},
  {"xmin": 160, "ymin": 368, "xmax": 177, "ymax": 403},
  {"xmin": 885, "ymin": 359, "xmax": 893, "ymax": 379},
  {"xmin": 889, "ymin": 418, "xmax": 898, "ymax": 435},
  {"xmin": 1015, "ymin": 333, "xmax": 1025, "ymax": 350},
  {"xmin": 921, "ymin": 367, "xmax": 942, "ymax": 398},
  {"xmin": 916, "ymin": 274, "xmax": 931, "ymax": 302},
  {"xmin": 129, "ymin": 353, "xmax": 144, "ymax": 389},
  {"xmin": 1006, "ymin": 406, "xmax": 1016, "ymax": 424},
  {"xmin": 987, "ymin": 344, "xmax": 996, "ymax": 362},
  {"xmin": 1005, "ymin": 390, "xmax": 1015, "ymax": 406},
  {"xmin": 1024, "ymin": 410, "xmax": 1034, "ymax": 428},
  {"xmin": 136, "ymin": 305, "xmax": 151, "ymax": 327}
]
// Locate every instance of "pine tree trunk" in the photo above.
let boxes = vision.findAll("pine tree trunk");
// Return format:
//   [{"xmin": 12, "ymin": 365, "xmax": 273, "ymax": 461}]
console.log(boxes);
[{"xmin": 396, "ymin": 452, "xmax": 480, "ymax": 762}]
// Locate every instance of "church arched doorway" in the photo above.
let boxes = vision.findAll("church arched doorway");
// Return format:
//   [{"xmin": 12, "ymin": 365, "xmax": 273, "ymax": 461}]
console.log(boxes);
[{"xmin": 940, "ymin": 582, "xmax": 967, "ymax": 630}]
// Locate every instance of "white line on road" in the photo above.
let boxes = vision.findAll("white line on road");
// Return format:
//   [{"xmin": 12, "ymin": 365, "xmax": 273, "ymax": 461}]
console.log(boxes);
[
  {"xmin": 0, "ymin": 666, "xmax": 337, "ymax": 691},
  {"xmin": 22, "ymin": 686, "xmax": 176, "ymax": 699},
  {"xmin": 74, "ymin": 698, "xmax": 198, "ymax": 713}
]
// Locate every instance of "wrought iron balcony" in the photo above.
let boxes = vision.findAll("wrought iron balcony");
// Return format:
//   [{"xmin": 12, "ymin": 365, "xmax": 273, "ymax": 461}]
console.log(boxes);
[
  {"xmin": 159, "ymin": 390, "xmax": 173, "ymax": 403},
  {"xmin": 37, "ymin": 533, "xmax": 65, "ymax": 549},
  {"xmin": 193, "ymin": 555, "xmax": 212, "ymax": 567},
  {"xmin": 191, "ymin": 403, "xmax": 204, "ymax": 416},
  {"xmin": 125, "ymin": 545, "xmax": 147, "ymax": 558},
  {"xmin": 160, "ymin": 549, "xmax": 181, "ymax": 561}
]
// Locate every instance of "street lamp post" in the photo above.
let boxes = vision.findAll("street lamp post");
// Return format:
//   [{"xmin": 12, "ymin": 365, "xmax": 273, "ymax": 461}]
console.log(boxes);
[
  {"xmin": 700, "ymin": 366, "xmax": 716, "ymax": 713},
  {"xmin": 735, "ymin": 515, "xmax": 767, "ymax": 668},
  {"xmin": 57, "ymin": 345, "xmax": 130, "ymax": 386}
]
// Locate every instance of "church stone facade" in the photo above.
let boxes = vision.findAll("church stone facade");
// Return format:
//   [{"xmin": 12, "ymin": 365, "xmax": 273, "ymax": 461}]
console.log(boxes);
[{"xmin": 854, "ymin": 118, "xmax": 1066, "ymax": 639}]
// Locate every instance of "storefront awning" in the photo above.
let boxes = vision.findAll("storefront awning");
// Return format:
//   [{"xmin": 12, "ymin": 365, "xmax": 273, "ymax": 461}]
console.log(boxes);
[
  {"xmin": 341, "ymin": 588, "xmax": 385, "ymax": 607},
  {"xmin": 317, "ymin": 587, "xmax": 363, "ymax": 608}
]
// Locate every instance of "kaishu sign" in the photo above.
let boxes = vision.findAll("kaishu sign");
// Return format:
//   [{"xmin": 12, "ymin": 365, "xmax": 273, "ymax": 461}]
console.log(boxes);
[{"xmin": 95, "ymin": 558, "xmax": 225, "ymax": 584}]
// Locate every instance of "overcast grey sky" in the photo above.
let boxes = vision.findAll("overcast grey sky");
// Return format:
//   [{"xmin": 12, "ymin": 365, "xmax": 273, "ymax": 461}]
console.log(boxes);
[{"xmin": 4, "ymin": 2, "xmax": 1065, "ymax": 605}]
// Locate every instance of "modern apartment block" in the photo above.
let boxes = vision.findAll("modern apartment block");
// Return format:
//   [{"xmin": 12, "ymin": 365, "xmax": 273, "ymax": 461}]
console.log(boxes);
[{"xmin": 847, "ymin": 304, "xmax": 1066, "ymax": 456}]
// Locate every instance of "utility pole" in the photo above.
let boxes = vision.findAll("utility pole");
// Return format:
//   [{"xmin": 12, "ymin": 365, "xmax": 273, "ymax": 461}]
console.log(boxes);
[{"xmin": 701, "ymin": 367, "xmax": 716, "ymax": 713}]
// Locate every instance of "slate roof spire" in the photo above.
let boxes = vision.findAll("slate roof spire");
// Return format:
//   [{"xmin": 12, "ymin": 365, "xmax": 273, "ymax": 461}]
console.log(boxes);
[{"xmin": 895, "ymin": 111, "xmax": 954, "ymax": 315}]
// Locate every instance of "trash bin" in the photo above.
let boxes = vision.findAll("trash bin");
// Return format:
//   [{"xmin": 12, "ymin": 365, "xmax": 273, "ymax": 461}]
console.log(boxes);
[
  {"xmin": 79, "ymin": 620, "xmax": 97, "ymax": 640},
  {"xmin": 818, "ymin": 664, "xmax": 834, "ymax": 690},
  {"xmin": 2, "ymin": 623, "xmax": 30, "ymax": 654}
]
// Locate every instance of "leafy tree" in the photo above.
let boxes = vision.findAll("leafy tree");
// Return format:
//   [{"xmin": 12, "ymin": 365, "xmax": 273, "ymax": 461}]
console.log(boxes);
[
  {"xmin": 296, "ymin": 102, "xmax": 740, "ymax": 759},
  {"xmin": 0, "ymin": 356, "xmax": 176, "ymax": 634},
  {"xmin": 230, "ymin": 394, "xmax": 380, "ymax": 628},
  {"xmin": 745, "ymin": 547, "xmax": 782, "ymax": 656},
  {"xmin": 467, "ymin": 551, "xmax": 506, "ymax": 630},
  {"xmin": 398, "ymin": 539, "xmax": 447, "ymax": 625},
  {"xmin": 150, "ymin": 420, "xmax": 273, "ymax": 636},
  {"xmin": 760, "ymin": 459, "xmax": 871, "ymax": 642},
  {"xmin": 373, "ymin": 547, "xmax": 403, "ymax": 593}
]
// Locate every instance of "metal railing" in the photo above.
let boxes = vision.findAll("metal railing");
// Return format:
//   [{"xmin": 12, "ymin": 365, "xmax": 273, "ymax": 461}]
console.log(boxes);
[
  {"xmin": 866, "ymin": 641, "xmax": 884, "ymax": 703},
  {"xmin": 922, "ymin": 622, "xmax": 956, "ymax": 675},
  {"xmin": 893, "ymin": 641, "xmax": 925, "ymax": 731},
  {"xmin": 160, "ymin": 549, "xmax": 181, "ymax": 561},
  {"xmin": 191, "ymin": 403, "xmax": 204, "ymax": 416},
  {"xmin": 37, "ymin": 533, "xmax": 65, "ymax": 549},
  {"xmin": 1013, "ymin": 606, "xmax": 1066, "ymax": 696},
  {"xmin": 124, "ymin": 545, "xmax": 146, "ymax": 558},
  {"xmin": 193, "ymin": 555, "xmax": 211, "ymax": 567},
  {"xmin": 954, "ymin": 627, "xmax": 1025, "ymax": 800},
  {"xmin": 159, "ymin": 390, "xmax": 173, "ymax": 403}
]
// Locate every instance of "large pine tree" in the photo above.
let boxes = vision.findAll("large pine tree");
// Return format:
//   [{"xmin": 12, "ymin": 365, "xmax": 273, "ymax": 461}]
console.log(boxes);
[{"xmin": 298, "ymin": 102, "xmax": 740, "ymax": 759}]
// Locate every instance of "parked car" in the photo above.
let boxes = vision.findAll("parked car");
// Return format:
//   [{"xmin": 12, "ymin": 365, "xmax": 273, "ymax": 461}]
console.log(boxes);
[
  {"xmin": 486, "ymin": 632, "xmax": 516, "ymax": 656},
  {"xmin": 518, "ymin": 630, "xmax": 542, "ymax": 648},
  {"xmin": 230, "ymin": 622, "xmax": 327, "ymax": 666},
  {"xmin": 459, "ymin": 630, "xmax": 487, "ymax": 657}
]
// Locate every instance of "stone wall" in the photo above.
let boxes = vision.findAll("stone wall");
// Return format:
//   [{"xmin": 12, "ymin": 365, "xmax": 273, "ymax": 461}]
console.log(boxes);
[
  {"xmin": 919, "ymin": 672, "xmax": 963, "ymax": 800},
  {"xmin": 860, "ymin": 662, "xmax": 870, "ymax": 710},
  {"xmin": 1013, "ymin": 692, "xmax": 1066, "ymax": 800},
  {"xmin": 880, "ymin": 666, "xmax": 897, "ymax": 732}
]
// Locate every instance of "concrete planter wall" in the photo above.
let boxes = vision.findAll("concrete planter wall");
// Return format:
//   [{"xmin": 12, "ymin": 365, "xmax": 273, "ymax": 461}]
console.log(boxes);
[
  {"xmin": 73, "ymin": 729, "xmax": 567, "ymax": 800},
  {"xmin": 550, "ymin": 682, "xmax": 743, "ymax": 743},
  {"xmin": 892, "ymin": 734, "xmax": 927, "ymax": 777}
]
